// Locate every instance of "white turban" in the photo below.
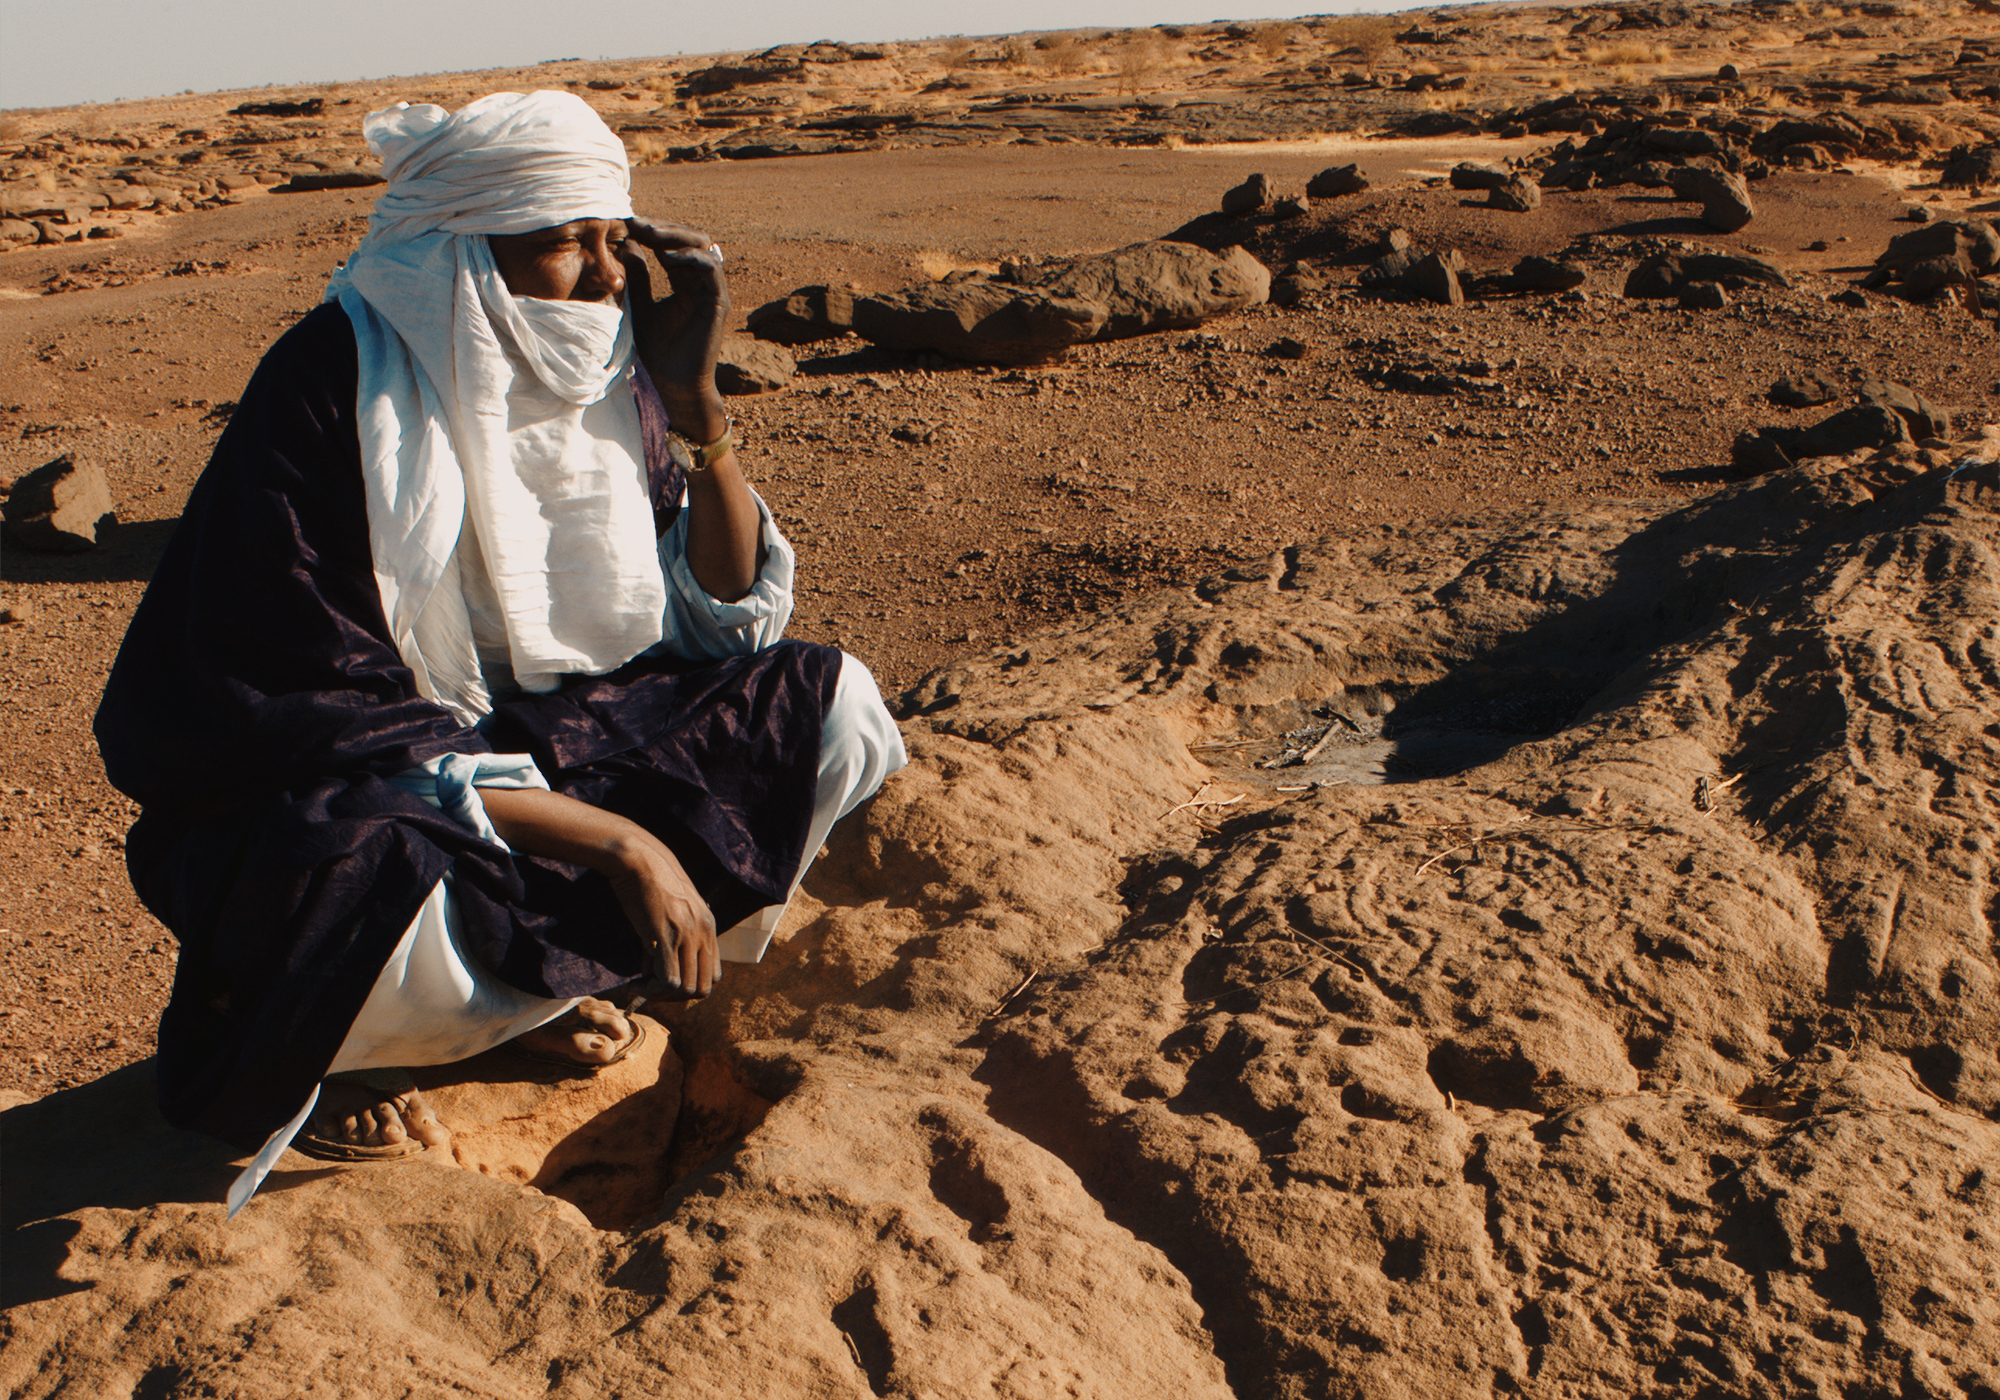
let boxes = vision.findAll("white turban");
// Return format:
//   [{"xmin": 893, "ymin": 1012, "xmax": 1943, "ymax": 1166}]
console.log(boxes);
[{"xmin": 325, "ymin": 91, "xmax": 664, "ymax": 722}]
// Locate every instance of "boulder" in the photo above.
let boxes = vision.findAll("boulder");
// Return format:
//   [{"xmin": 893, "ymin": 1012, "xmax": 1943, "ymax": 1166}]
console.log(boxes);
[
  {"xmin": 1221, "ymin": 172, "xmax": 1272, "ymax": 217},
  {"xmin": 1769, "ymin": 371, "xmax": 1844, "ymax": 408},
  {"xmin": 0, "ymin": 218, "xmax": 35, "ymax": 245},
  {"xmin": 1509, "ymin": 255, "xmax": 1588, "ymax": 292},
  {"xmin": 1940, "ymin": 145, "xmax": 2000, "ymax": 188},
  {"xmin": 848, "ymin": 280, "xmax": 1105, "ymax": 365},
  {"xmin": 1858, "ymin": 379, "xmax": 1949, "ymax": 440},
  {"xmin": 1624, "ymin": 251, "xmax": 1789, "ymax": 298},
  {"xmin": 746, "ymin": 284, "xmax": 858, "ymax": 344},
  {"xmin": 1668, "ymin": 166, "xmax": 1755, "ymax": 231},
  {"xmin": 1, "ymin": 454, "xmax": 115, "ymax": 553},
  {"xmin": 1733, "ymin": 403, "xmax": 1912, "ymax": 474},
  {"xmin": 1010, "ymin": 241, "xmax": 1272, "ymax": 341},
  {"xmin": 1407, "ymin": 251, "xmax": 1465, "ymax": 306},
  {"xmin": 1488, "ymin": 175, "xmax": 1542, "ymax": 212},
  {"xmin": 715, "ymin": 335, "xmax": 796, "ymax": 394},
  {"xmin": 1449, "ymin": 162, "xmax": 1511, "ymax": 191},
  {"xmin": 1876, "ymin": 219, "xmax": 1999, "ymax": 276},
  {"xmin": 1304, "ymin": 164, "xmax": 1368, "ymax": 198}
]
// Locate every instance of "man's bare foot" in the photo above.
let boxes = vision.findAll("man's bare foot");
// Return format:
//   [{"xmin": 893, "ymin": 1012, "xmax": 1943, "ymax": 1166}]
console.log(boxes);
[
  {"xmin": 509, "ymin": 997, "xmax": 638, "ymax": 1068},
  {"xmin": 310, "ymin": 1079, "xmax": 451, "ymax": 1153}
]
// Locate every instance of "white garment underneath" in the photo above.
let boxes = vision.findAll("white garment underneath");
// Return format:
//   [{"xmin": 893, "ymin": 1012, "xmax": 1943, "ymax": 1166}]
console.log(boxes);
[{"xmin": 226, "ymin": 654, "xmax": 905, "ymax": 1215}]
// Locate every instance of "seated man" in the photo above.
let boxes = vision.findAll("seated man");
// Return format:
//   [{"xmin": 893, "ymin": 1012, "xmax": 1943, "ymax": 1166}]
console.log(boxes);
[{"xmin": 93, "ymin": 90, "xmax": 905, "ymax": 1213}]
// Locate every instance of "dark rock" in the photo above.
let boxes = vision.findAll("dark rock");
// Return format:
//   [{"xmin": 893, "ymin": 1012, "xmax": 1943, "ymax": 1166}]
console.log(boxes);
[
  {"xmin": 1, "ymin": 454, "xmax": 115, "ymax": 553},
  {"xmin": 1449, "ymin": 162, "xmax": 1511, "ymax": 192},
  {"xmin": 1718, "ymin": 63, "xmax": 1741, "ymax": 80},
  {"xmin": 1895, "ymin": 253, "xmax": 1973, "ymax": 296},
  {"xmin": 1940, "ymin": 145, "xmax": 2000, "ymax": 188},
  {"xmin": 1668, "ymin": 166, "xmax": 1755, "ymax": 231},
  {"xmin": 1264, "ymin": 337, "xmax": 1310, "ymax": 360},
  {"xmin": 1642, "ymin": 127, "xmax": 1726, "ymax": 156},
  {"xmin": 1877, "ymin": 219, "xmax": 2000, "ymax": 276},
  {"xmin": 1304, "ymin": 164, "xmax": 1368, "ymax": 198},
  {"xmin": 1678, "ymin": 281, "xmax": 1730, "ymax": 310},
  {"xmin": 230, "ymin": 98, "xmax": 323, "ymax": 117},
  {"xmin": 747, "ymin": 285, "xmax": 857, "ymax": 344},
  {"xmin": 1269, "ymin": 270, "xmax": 1328, "ymax": 306},
  {"xmin": 1408, "ymin": 251, "xmax": 1465, "ymax": 306},
  {"xmin": 1488, "ymin": 176, "xmax": 1542, "ymax": 212},
  {"xmin": 1625, "ymin": 251, "xmax": 1790, "ymax": 298},
  {"xmin": 1905, "ymin": 204, "xmax": 1935, "ymax": 223},
  {"xmin": 1510, "ymin": 256, "xmax": 1588, "ymax": 292},
  {"xmin": 1797, "ymin": 403, "xmax": 1914, "ymax": 458},
  {"xmin": 1769, "ymin": 371, "xmax": 1844, "ymax": 408},
  {"xmin": 714, "ymin": 335, "xmax": 796, "ymax": 394},
  {"xmin": 1221, "ymin": 173, "xmax": 1272, "ymax": 217},
  {"xmin": 273, "ymin": 169, "xmax": 386, "ymax": 193},
  {"xmin": 1858, "ymin": 379, "xmax": 1949, "ymax": 440},
  {"xmin": 848, "ymin": 281, "xmax": 1104, "ymax": 365},
  {"xmin": 1271, "ymin": 196, "xmax": 1310, "ymax": 221},
  {"xmin": 1831, "ymin": 288, "xmax": 1872, "ymax": 308}
]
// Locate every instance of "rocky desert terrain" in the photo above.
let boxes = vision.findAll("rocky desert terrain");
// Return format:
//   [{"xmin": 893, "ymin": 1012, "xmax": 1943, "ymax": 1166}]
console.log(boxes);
[{"xmin": 4, "ymin": 3, "xmax": 2000, "ymax": 1397}]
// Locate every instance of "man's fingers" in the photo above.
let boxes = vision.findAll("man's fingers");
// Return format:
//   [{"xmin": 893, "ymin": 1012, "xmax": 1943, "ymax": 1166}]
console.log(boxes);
[{"xmin": 626, "ymin": 217, "xmax": 714, "ymax": 252}]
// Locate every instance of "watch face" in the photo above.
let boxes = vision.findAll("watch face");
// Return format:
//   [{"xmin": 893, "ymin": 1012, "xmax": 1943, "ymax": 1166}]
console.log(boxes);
[{"xmin": 666, "ymin": 435, "xmax": 696, "ymax": 473}]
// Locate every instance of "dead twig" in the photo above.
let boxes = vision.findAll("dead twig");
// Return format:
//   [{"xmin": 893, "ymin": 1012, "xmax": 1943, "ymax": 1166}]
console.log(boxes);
[
  {"xmin": 1415, "ymin": 816, "xmax": 1530, "ymax": 875},
  {"xmin": 983, "ymin": 970, "xmax": 1039, "ymax": 1021},
  {"xmin": 1181, "ymin": 960, "xmax": 1318, "ymax": 1008},
  {"xmin": 1160, "ymin": 783, "xmax": 1246, "ymax": 821},
  {"xmin": 1187, "ymin": 738, "xmax": 1265, "ymax": 751}
]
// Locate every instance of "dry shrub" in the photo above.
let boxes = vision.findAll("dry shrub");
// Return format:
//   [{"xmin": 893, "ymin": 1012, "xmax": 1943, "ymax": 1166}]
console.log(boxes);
[
  {"xmin": 1038, "ymin": 34, "xmax": 1091, "ymax": 75},
  {"xmin": 1317, "ymin": 14, "xmax": 1399, "ymax": 64},
  {"xmin": 941, "ymin": 37, "xmax": 978, "ymax": 70},
  {"xmin": 1252, "ymin": 22, "xmax": 1303, "ymax": 60},
  {"xmin": 1116, "ymin": 34, "xmax": 1169, "ymax": 92},
  {"xmin": 1585, "ymin": 41, "xmax": 1669, "ymax": 66},
  {"xmin": 624, "ymin": 134, "xmax": 671, "ymax": 166},
  {"xmin": 1001, "ymin": 38, "xmax": 1033, "ymax": 68},
  {"xmin": 0, "ymin": 114, "xmax": 28, "ymax": 144}
]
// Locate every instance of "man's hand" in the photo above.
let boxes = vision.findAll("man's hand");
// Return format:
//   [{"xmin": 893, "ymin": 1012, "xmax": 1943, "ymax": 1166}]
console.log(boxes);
[
  {"xmin": 478, "ymin": 786, "xmax": 719, "ymax": 995},
  {"xmin": 622, "ymin": 218, "xmax": 729, "ymax": 444}
]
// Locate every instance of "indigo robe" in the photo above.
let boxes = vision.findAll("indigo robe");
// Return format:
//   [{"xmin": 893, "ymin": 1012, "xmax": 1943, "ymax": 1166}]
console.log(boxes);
[{"xmin": 95, "ymin": 304, "xmax": 840, "ymax": 1150}]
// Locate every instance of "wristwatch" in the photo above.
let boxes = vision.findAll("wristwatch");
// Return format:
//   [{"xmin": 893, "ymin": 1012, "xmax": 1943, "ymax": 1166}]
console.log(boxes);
[{"xmin": 666, "ymin": 423, "xmax": 734, "ymax": 473}]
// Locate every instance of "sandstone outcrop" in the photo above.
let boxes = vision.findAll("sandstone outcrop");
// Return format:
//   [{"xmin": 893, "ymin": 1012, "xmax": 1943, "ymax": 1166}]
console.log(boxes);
[{"xmin": 11, "ymin": 431, "xmax": 2000, "ymax": 1397}]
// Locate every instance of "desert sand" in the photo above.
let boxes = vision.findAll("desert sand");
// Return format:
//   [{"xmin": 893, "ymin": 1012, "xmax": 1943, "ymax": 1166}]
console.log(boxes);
[{"xmin": 3, "ymin": 4, "xmax": 2000, "ymax": 1397}]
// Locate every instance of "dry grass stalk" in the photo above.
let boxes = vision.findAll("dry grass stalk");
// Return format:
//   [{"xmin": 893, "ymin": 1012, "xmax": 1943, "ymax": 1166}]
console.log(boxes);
[
  {"xmin": 1160, "ymin": 783, "xmax": 1246, "ymax": 821},
  {"xmin": 1317, "ymin": 14, "xmax": 1399, "ymax": 65},
  {"xmin": 1585, "ymin": 41, "xmax": 1670, "ymax": 66}
]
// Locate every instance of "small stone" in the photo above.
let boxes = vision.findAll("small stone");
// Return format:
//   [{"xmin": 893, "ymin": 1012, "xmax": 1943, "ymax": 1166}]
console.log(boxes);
[
  {"xmin": 1383, "ymin": 227, "xmax": 1414, "ymax": 255},
  {"xmin": 1488, "ymin": 176, "xmax": 1542, "ymax": 213},
  {"xmin": 1678, "ymin": 281, "xmax": 1730, "ymax": 310},
  {"xmin": 1264, "ymin": 337, "xmax": 1310, "ymax": 361},
  {"xmin": 1271, "ymin": 195, "xmax": 1310, "ymax": 221},
  {"xmin": 1769, "ymin": 371, "xmax": 1843, "ymax": 408},
  {"xmin": 1718, "ymin": 62, "xmax": 1740, "ymax": 81},
  {"xmin": 1407, "ymin": 251, "xmax": 1464, "ymax": 306},
  {"xmin": 1831, "ymin": 288, "xmax": 1870, "ymax": 308}
]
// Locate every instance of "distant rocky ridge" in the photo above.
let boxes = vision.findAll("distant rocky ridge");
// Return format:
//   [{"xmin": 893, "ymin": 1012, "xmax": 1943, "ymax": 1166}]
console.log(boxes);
[{"xmin": 5, "ymin": 0, "xmax": 1999, "ymax": 249}]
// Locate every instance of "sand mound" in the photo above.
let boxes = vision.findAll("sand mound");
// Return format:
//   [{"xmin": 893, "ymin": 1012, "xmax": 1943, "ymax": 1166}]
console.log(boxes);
[{"xmin": 9, "ymin": 431, "xmax": 2000, "ymax": 1397}]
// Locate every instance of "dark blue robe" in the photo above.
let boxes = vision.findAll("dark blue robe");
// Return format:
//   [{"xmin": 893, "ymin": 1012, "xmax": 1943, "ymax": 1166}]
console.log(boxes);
[{"xmin": 95, "ymin": 304, "xmax": 840, "ymax": 1151}]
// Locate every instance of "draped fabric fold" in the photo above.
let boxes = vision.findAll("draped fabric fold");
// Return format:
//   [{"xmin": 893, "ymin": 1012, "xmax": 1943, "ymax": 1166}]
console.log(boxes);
[{"xmin": 326, "ymin": 90, "xmax": 661, "ymax": 720}]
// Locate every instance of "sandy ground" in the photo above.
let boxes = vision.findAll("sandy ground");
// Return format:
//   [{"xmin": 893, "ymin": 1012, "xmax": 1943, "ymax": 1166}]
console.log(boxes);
[{"xmin": 3, "ymin": 124, "xmax": 1999, "ymax": 1099}]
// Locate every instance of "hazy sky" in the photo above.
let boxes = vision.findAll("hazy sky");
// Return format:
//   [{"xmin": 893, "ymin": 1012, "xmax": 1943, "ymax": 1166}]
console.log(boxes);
[{"xmin": 0, "ymin": 1, "xmax": 1413, "ymax": 111}]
